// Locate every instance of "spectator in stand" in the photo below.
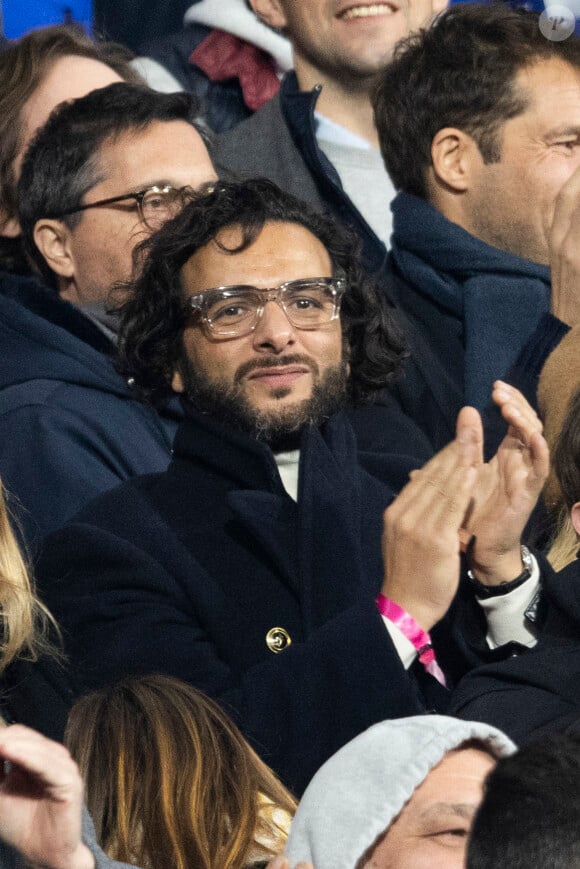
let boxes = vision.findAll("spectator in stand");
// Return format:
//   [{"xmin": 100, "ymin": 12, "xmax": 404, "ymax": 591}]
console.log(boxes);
[
  {"xmin": 135, "ymin": 0, "xmax": 293, "ymax": 133},
  {"xmin": 0, "ymin": 483, "xmax": 140, "ymax": 867},
  {"xmin": 284, "ymin": 715, "xmax": 515, "ymax": 869},
  {"xmin": 0, "ymin": 25, "xmax": 141, "ymax": 274},
  {"xmin": 0, "ymin": 83, "xmax": 215, "ymax": 549},
  {"xmin": 451, "ymin": 368, "xmax": 580, "ymax": 741},
  {"xmin": 215, "ymin": 0, "xmax": 445, "ymax": 272},
  {"xmin": 537, "ymin": 325, "xmax": 580, "ymax": 567},
  {"xmin": 65, "ymin": 674, "xmax": 295, "ymax": 869},
  {"xmin": 467, "ymin": 733, "xmax": 580, "ymax": 868},
  {"xmin": 35, "ymin": 179, "xmax": 547, "ymax": 794},
  {"xmin": 0, "ymin": 481, "xmax": 71, "ymax": 738},
  {"xmin": 372, "ymin": 4, "xmax": 580, "ymax": 453}
]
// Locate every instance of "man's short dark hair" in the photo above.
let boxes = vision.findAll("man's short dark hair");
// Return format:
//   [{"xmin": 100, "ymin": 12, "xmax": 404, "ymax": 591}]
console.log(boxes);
[
  {"xmin": 18, "ymin": 82, "xmax": 208, "ymax": 286},
  {"xmin": 467, "ymin": 733, "xmax": 580, "ymax": 868},
  {"xmin": 116, "ymin": 178, "xmax": 406, "ymax": 407},
  {"xmin": 373, "ymin": 3, "xmax": 580, "ymax": 199}
]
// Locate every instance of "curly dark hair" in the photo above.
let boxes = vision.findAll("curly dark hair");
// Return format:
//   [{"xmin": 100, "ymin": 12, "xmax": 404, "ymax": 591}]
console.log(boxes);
[
  {"xmin": 374, "ymin": 3, "xmax": 580, "ymax": 199},
  {"xmin": 116, "ymin": 178, "xmax": 406, "ymax": 408}
]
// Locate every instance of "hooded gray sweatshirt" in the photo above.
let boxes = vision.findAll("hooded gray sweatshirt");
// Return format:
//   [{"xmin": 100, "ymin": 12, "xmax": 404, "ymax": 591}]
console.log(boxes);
[{"xmin": 285, "ymin": 715, "xmax": 515, "ymax": 869}]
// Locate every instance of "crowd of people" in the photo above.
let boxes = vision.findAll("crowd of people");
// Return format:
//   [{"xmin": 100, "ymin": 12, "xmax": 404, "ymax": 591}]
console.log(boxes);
[{"xmin": 0, "ymin": 0, "xmax": 580, "ymax": 865}]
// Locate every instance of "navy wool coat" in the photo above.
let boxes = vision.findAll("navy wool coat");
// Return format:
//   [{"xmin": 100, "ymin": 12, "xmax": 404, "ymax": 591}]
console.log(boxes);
[
  {"xmin": 37, "ymin": 409, "xmax": 447, "ymax": 794},
  {"xmin": 451, "ymin": 557, "xmax": 580, "ymax": 742},
  {"xmin": 0, "ymin": 272, "xmax": 181, "ymax": 550}
]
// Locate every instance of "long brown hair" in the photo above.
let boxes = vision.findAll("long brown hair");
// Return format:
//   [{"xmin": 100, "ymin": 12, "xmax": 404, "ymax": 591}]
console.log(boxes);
[
  {"xmin": 549, "ymin": 387, "xmax": 580, "ymax": 569},
  {"xmin": 0, "ymin": 483, "xmax": 55, "ymax": 669},
  {"xmin": 65, "ymin": 674, "xmax": 296, "ymax": 869},
  {"xmin": 0, "ymin": 24, "xmax": 141, "ymax": 232}
]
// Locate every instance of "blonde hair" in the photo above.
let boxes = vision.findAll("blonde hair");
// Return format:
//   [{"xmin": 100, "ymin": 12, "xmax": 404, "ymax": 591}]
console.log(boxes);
[
  {"xmin": 65, "ymin": 674, "xmax": 296, "ymax": 869},
  {"xmin": 0, "ymin": 484, "xmax": 56, "ymax": 669},
  {"xmin": 547, "ymin": 510, "xmax": 580, "ymax": 572}
]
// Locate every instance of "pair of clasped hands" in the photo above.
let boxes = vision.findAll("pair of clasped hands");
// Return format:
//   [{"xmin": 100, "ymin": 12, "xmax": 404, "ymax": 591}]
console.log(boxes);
[
  {"xmin": 380, "ymin": 381, "xmax": 549, "ymax": 633},
  {"xmin": 266, "ymin": 387, "xmax": 548, "ymax": 869}
]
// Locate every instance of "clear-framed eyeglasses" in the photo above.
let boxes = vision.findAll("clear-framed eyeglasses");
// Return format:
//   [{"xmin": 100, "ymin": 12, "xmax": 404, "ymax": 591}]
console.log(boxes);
[
  {"xmin": 184, "ymin": 277, "xmax": 346, "ymax": 338},
  {"xmin": 50, "ymin": 184, "xmax": 193, "ymax": 230}
]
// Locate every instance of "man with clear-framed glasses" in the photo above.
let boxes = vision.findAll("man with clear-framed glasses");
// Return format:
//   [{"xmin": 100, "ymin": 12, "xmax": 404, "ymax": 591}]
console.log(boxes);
[
  {"xmin": 0, "ymin": 82, "xmax": 216, "ymax": 549},
  {"xmin": 38, "ymin": 179, "xmax": 548, "ymax": 795}
]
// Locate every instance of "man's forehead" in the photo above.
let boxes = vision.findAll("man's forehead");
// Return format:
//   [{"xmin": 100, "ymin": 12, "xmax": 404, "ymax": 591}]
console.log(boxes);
[
  {"xmin": 88, "ymin": 119, "xmax": 212, "ymax": 194},
  {"xmin": 180, "ymin": 221, "xmax": 334, "ymax": 292}
]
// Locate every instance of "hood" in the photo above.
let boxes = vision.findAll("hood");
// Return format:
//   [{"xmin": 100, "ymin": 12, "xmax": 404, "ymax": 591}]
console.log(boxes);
[
  {"xmin": 184, "ymin": 0, "xmax": 293, "ymax": 72},
  {"xmin": 285, "ymin": 715, "xmax": 516, "ymax": 869},
  {"xmin": 0, "ymin": 272, "xmax": 130, "ymax": 398}
]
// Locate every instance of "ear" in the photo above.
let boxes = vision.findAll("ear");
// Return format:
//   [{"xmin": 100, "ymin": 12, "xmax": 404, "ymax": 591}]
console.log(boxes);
[
  {"xmin": 430, "ymin": 127, "xmax": 480, "ymax": 194},
  {"xmin": 571, "ymin": 502, "xmax": 580, "ymax": 537},
  {"xmin": 249, "ymin": 0, "xmax": 288, "ymax": 30},
  {"xmin": 432, "ymin": 0, "xmax": 449, "ymax": 13},
  {"xmin": 33, "ymin": 219, "xmax": 75, "ymax": 279},
  {"xmin": 171, "ymin": 368, "xmax": 185, "ymax": 394}
]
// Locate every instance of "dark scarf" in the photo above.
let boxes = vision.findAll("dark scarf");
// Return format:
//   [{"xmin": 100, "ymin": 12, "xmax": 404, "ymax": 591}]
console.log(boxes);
[{"xmin": 390, "ymin": 192, "xmax": 551, "ymax": 409}]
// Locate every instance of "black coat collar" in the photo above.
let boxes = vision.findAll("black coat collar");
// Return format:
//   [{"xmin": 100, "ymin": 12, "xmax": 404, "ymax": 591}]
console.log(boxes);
[{"xmin": 172, "ymin": 405, "xmax": 359, "ymax": 494}]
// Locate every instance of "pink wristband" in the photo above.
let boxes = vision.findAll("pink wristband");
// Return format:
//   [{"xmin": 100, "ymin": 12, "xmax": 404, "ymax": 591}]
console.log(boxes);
[{"xmin": 376, "ymin": 593, "xmax": 446, "ymax": 687}]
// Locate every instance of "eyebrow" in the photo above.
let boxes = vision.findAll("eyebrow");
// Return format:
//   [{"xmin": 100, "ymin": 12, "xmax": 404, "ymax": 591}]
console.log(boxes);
[
  {"xmin": 95, "ymin": 180, "xmax": 177, "ymax": 202},
  {"xmin": 418, "ymin": 802, "xmax": 477, "ymax": 823},
  {"xmin": 545, "ymin": 125, "xmax": 580, "ymax": 139}
]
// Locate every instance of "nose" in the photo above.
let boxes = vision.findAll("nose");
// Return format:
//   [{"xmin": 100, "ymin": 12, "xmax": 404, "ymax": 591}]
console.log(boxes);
[{"xmin": 251, "ymin": 297, "xmax": 297, "ymax": 353}]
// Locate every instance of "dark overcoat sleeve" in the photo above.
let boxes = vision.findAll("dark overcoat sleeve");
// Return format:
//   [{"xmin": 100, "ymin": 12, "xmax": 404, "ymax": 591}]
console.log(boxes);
[{"xmin": 0, "ymin": 390, "xmax": 176, "ymax": 551}]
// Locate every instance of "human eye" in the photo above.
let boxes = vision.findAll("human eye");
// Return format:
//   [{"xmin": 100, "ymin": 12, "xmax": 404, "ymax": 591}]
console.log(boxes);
[
  {"xmin": 553, "ymin": 137, "xmax": 580, "ymax": 152},
  {"xmin": 425, "ymin": 826, "xmax": 469, "ymax": 848},
  {"xmin": 290, "ymin": 295, "xmax": 323, "ymax": 311},
  {"xmin": 286, "ymin": 282, "xmax": 330, "ymax": 312},
  {"xmin": 209, "ymin": 294, "xmax": 254, "ymax": 323},
  {"xmin": 143, "ymin": 190, "xmax": 168, "ymax": 210}
]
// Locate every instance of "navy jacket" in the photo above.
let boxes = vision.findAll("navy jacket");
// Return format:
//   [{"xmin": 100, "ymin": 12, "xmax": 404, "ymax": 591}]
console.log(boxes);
[
  {"xmin": 383, "ymin": 267, "xmax": 569, "ymax": 458},
  {"xmin": 37, "ymin": 409, "xmax": 448, "ymax": 794},
  {"xmin": 0, "ymin": 273, "xmax": 181, "ymax": 549},
  {"xmin": 451, "ymin": 557, "xmax": 580, "ymax": 741}
]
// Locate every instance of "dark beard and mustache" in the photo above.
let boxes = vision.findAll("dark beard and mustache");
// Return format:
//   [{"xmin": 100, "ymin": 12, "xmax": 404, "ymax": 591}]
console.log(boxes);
[{"xmin": 178, "ymin": 352, "xmax": 349, "ymax": 447}]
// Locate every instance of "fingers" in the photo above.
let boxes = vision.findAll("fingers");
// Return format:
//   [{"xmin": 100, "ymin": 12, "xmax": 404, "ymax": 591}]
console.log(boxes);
[
  {"xmin": 492, "ymin": 381, "xmax": 543, "ymax": 445},
  {"xmin": 526, "ymin": 430, "xmax": 551, "ymax": 487},
  {"xmin": 0, "ymin": 725, "xmax": 82, "ymax": 799},
  {"xmin": 392, "ymin": 410, "xmax": 481, "ymax": 525},
  {"xmin": 419, "ymin": 407, "xmax": 481, "ymax": 477}
]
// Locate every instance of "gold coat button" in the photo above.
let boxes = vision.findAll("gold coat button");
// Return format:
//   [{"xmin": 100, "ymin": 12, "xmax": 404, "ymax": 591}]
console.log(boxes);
[{"xmin": 266, "ymin": 627, "xmax": 292, "ymax": 654}]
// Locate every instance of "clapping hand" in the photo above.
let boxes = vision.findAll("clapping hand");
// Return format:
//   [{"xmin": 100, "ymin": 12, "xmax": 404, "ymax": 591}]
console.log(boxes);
[{"xmin": 0, "ymin": 725, "xmax": 94, "ymax": 869}]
